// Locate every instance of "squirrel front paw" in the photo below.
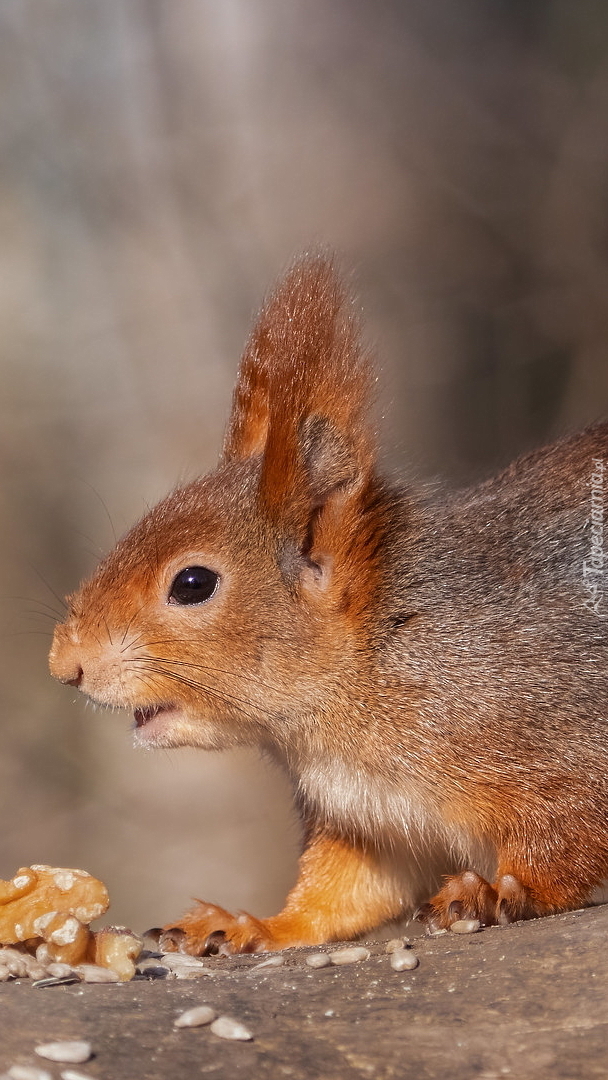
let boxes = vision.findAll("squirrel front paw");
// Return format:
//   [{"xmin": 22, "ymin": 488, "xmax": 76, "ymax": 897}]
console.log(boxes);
[
  {"xmin": 416, "ymin": 870, "xmax": 541, "ymax": 930},
  {"xmin": 160, "ymin": 901, "xmax": 275, "ymax": 955}
]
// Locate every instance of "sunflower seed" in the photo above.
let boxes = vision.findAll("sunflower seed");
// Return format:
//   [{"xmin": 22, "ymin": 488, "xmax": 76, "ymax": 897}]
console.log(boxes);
[
  {"xmin": 46, "ymin": 963, "xmax": 75, "ymax": 979},
  {"xmin": 6, "ymin": 1067, "xmax": 53, "ymax": 1080},
  {"xmin": 32, "ymin": 975, "xmax": 82, "ymax": 989},
  {"xmin": 329, "ymin": 947, "xmax": 370, "ymax": 966},
  {"xmin": 252, "ymin": 955, "xmax": 284, "ymax": 969},
  {"xmin": 210, "ymin": 1016, "xmax": 253, "ymax": 1041},
  {"xmin": 450, "ymin": 918, "xmax": 481, "ymax": 935},
  {"xmin": 0, "ymin": 949, "xmax": 30, "ymax": 978},
  {"xmin": 35, "ymin": 1042, "xmax": 92, "ymax": 1064},
  {"xmin": 174, "ymin": 1005, "xmax": 217, "ymax": 1028},
  {"xmin": 160, "ymin": 954, "xmax": 212, "ymax": 979},
  {"xmin": 305, "ymin": 953, "xmax": 331, "ymax": 968},
  {"xmin": 390, "ymin": 948, "xmax": 419, "ymax": 971},
  {"xmin": 74, "ymin": 964, "xmax": 120, "ymax": 983},
  {"xmin": 384, "ymin": 938, "xmax": 409, "ymax": 953}
]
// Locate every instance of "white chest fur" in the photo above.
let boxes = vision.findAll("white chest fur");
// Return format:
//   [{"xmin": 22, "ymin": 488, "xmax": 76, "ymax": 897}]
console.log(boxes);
[{"xmin": 294, "ymin": 754, "xmax": 496, "ymax": 908}]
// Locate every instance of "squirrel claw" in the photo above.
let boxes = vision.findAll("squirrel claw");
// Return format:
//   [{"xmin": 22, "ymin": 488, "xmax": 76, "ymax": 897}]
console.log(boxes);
[
  {"xmin": 423, "ymin": 870, "xmax": 542, "ymax": 928},
  {"xmin": 161, "ymin": 901, "xmax": 274, "ymax": 955},
  {"xmin": 495, "ymin": 874, "xmax": 537, "ymax": 923},
  {"xmin": 159, "ymin": 926, "xmax": 187, "ymax": 952},
  {"xmin": 203, "ymin": 929, "xmax": 228, "ymax": 955},
  {"xmin": 414, "ymin": 902, "xmax": 445, "ymax": 933},
  {"xmin": 425, "ymin": 870, "xmax": 499, "ymax": 929}
]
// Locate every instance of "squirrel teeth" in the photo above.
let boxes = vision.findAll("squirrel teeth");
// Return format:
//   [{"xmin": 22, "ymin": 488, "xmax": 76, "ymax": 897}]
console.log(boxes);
[{"xmin": 133, "ymin": 705, "xmax": 165, "ymax": 728}]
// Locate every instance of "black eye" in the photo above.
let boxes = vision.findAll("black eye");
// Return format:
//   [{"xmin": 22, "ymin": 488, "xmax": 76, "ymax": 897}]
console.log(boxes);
[{"xmin": 168, "ymin": 566, "xmax": 219, "ymax": 605}]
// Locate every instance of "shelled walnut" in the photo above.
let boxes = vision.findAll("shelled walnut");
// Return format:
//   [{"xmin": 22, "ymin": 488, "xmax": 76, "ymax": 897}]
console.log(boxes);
[{"xmin": 0, "ymin": 865, "xmax": 142, "ymax": 981}]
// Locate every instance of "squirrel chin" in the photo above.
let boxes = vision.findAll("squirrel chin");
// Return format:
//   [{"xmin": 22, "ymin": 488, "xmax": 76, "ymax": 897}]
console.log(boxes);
[
  {"xmin": 131, "ymin": 704, "xmax": 185, "ymax": 749},
  {"xmin": 131, "ymin": 707, "xmax": 241, "ymax": 753}
]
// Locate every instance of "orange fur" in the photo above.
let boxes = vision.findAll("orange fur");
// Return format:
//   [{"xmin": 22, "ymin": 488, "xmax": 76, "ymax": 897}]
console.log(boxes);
[{"xmin": 163, "ymin": 834, "xmax": 406, "ymax": 953}]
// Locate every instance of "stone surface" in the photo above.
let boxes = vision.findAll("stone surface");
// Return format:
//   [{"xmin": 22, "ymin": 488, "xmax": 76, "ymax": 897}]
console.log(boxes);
[{"xmin": 1, "ymin": 905, "xmax": 607, "ymax": 1079}]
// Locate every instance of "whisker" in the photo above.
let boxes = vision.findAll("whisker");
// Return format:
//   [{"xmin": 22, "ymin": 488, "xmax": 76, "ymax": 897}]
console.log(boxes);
[
  {"xmin": 143, "ymin": 501, "xmax": 163, "ymax": 593},
  {"xmin": 20, "ymin": 610, "xmax": 61, "ymax": 623},
  {"xmin": 102, "ymin": 615, "xmax": 114, "ymax": 647},
  {"xmin": 5, "ymin": 596, "xmax": 65, "ymax": 620},
  {"xmin": 124, "ymin": 625, "xmax": 161, "ymax": 651},
  {"xmin": 120, "ymin": 604, "xmax": 150, "ymax": 649},
  {"xmin": 78, "ymin": 479, "xmax": 117, "ymax": 546},
  {"xmin": 130, "ymin": 646, "xmax": 287, "ymax": 697},
  {"xmin": 25, "ymin": 565, "xmax": 68, "ymax": 614},
  {"xmin": 130, "ymin": 662, "xmax": 274, "ymax": 722}
]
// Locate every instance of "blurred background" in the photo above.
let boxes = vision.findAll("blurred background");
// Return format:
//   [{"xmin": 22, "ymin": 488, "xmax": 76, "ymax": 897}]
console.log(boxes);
[{"xmin": 1, "ymin": 0, "xmax": 608, "ymax": 930}]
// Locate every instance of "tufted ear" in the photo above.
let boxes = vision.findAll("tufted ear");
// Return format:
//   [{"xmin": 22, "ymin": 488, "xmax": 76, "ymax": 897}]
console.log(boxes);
[{"xmin": 223, "ymin": 255, "xmax": 381, "ymax": 595}]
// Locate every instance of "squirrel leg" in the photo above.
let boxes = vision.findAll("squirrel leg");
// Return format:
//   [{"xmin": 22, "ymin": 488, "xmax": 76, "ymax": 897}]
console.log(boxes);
[{"xmin": 160, "ymin": 833, "xmax": 406, "ymax": 954}]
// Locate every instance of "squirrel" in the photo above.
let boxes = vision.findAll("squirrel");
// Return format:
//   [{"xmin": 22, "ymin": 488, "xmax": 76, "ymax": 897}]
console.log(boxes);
[{"xmin": 49, "ymin": 255, "xmax": 608, "ymax": 953}]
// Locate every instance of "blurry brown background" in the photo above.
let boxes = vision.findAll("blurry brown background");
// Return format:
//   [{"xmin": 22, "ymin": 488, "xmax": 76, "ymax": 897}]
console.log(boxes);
[{"xmin": 1, "ymin": 0, "xmax": 608, "ymax": 930}]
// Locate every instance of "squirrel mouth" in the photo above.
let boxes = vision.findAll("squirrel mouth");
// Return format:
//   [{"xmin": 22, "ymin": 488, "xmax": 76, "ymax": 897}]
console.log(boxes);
[{"xmin": 133, "ymin": 704, "xmax": 174, "ymax": 728}]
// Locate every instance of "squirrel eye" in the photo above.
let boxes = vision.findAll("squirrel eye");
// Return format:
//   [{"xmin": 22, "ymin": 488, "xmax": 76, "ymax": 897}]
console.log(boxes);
[{"xmin": 168, "ymin": 566, "xmax": 219, "ymax": 605}]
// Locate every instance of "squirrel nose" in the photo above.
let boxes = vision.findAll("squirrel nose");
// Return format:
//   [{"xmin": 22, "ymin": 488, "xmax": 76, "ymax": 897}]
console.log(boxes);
[
  {"xmin": 50, "ymin": 657, "xmax": 84, "ymax": 687},
  {"xmin": 63, "ymin": 666, "xmax": 83, "ymax": 688},
  {"xmin": 49, "ymin": 626, "xmax": 85, "ymax": 687}
]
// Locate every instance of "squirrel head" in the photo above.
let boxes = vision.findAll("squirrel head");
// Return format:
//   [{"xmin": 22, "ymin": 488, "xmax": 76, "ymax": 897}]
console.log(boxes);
[{"xmin": 49, "ymin": 256, "xmax": 389, "ymax": 751}]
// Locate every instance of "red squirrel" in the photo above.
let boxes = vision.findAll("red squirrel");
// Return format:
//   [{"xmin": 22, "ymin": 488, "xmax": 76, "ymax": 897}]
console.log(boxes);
[{"xmin": 49, "ymin": 256, "xmax": 608, "ymax": 952}]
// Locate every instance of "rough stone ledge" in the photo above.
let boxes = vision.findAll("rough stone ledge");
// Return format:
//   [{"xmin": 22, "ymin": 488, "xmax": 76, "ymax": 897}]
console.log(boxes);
[{"xmin": 1, "ymin": 904, "xmax": 607, "ymax": 1080}]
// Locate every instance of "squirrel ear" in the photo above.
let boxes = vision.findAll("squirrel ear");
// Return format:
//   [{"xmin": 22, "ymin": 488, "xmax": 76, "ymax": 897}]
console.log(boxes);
[
  {"xmin": 223, "ymin": 255, "xmax": 373, "ymax": 472},
  {"xmin": 222, "ymin": 322, "xmax": 272, "ymax": 462},
  {"xmin": 223, "ymin": 256, "xmax": 381, "ymax": 597},
  {"xmin": 224, "ymin": 253, "xmax": 375, "ymax": 516}
]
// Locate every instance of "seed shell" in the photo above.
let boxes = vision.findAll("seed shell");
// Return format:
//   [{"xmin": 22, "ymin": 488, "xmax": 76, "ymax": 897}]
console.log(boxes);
[
  {"xmin": 390, "ymin": 948, "xmax": 419, "ymax": 971},
  {"xmin": 450, "ymin": 918, "xmax": 481, "ymax": 934},
  {"xmin": 6, "ymin": 1067, "xmax": 53, "ymax": 1080},
  {"xmin": 34, "ymin": 1042, "xmax": 92, "ymax": 1065},
  {"xmin": 253, "ymin": 955, "xmax": 284, "ymax": 969},
  {"xmin": 329, "ymin": 947, "xmax": 370, "ymax": 966},
  {"xmin": 210, "ymin": 1016, "xmax": 254, "ymax": 1041},
  {"xmin": 306, "ymin": 953, "xmax": 331, "ymax": 968},
  {"xmin": 174, "ymin": 1005, "xmax": 217, "ymax": 1028}
]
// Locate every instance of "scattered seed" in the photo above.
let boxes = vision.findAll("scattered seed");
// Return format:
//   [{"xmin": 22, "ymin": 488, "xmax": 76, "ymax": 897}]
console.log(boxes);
[
  {"xmin": 425, "ymin": 927, "xmax": 448, "ymax": 937},
  {"xmin": 32, "ymin": 975, "xmax": 81, "ymax": 989},
  {"xmin": 0, "ymin": 949, "xmax": 30, "ymax": 978},
  {"xmin": 306, "ymin": 953, "xmax": 331, "ymax": 969},
  {"xmin": 329, "ymin": 947, "xmax": 370, "ymax": 966},
  {"xmin": 46, "ymin": 963, "xmax": 74, "ymax": 979},
  {"xmin": 450, "ymin": 919, "xmax": 481, "ymax": 935},
  {"xmin": 35, "ymin": 1042, "xmax": 92, "ymax": 1065},
  {"xmin": 26, "ymin": 964, "xmax": 48, "ymax": 981},
  {"xmin": 210, "ymin": 1016, "xmax": 254, "ymax": 1041},
  {"xmin": 160, "ymin": 954, "xmax": 212, "ymax": 980},
  {"xmin": 136, "ymin": 960, "xmax": 169, "ymax": 979},
  {"xmin": 6, "ymin": 1067, "xmax": 53, "ymax": 1080},
  {"xmin": 174, "ymin": 1005, "xmax": 217, "ymax": 1028},
  {"xmin": 160, "ymin": 954, "xmax": 214, "ymax": 979},
  {"xmin": 74, "ymin": 964, "xmax": 120, "ymax": 984},
  {"xmin": 390, "ymin": 948, "xmax": 419, "ymax": 971},
  {"xmin": 252, "ymin": 955, "xmax": 284, "ymax": 969},
  {"xmin": 384, "ymin": 938, "xmax": 409, "ymax": 953}
]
